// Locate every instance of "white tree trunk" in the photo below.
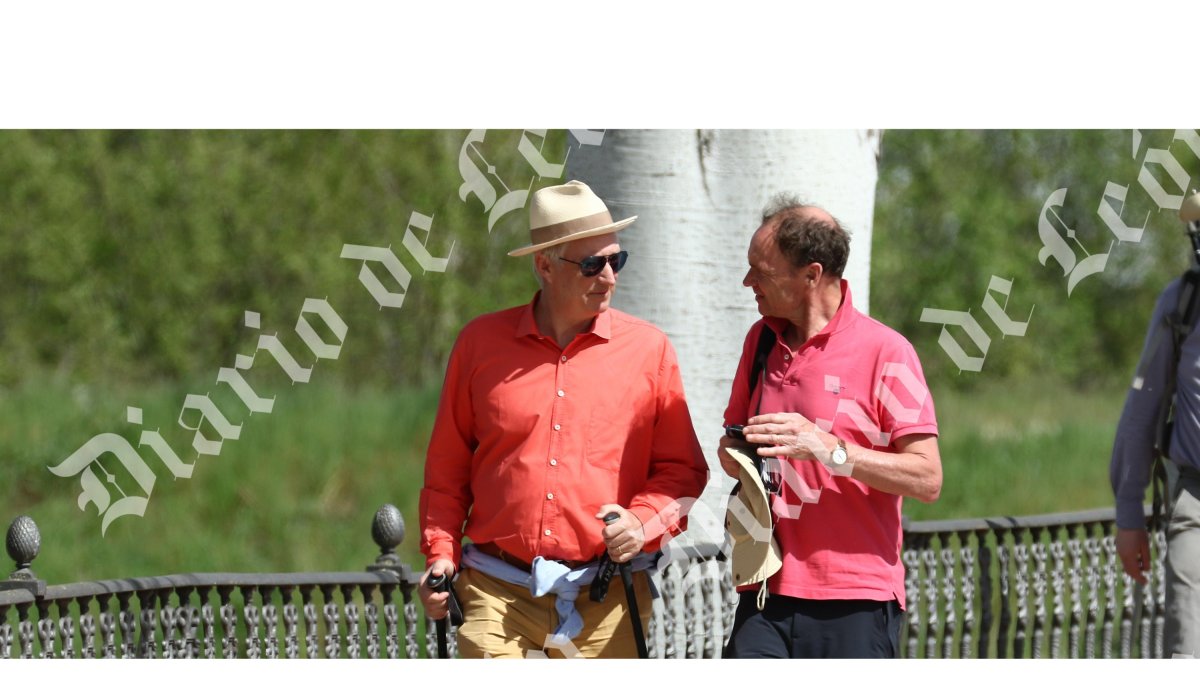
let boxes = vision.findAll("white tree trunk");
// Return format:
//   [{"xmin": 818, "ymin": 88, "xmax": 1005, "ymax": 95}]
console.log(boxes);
[{"xmin": 568, "ymin": 130, "xmax": 880, "ymax": 548}]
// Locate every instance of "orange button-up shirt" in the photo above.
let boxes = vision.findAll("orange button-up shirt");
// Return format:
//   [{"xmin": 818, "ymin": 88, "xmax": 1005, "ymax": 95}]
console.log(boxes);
[{"xmin": 419, "ymin": 294, "xmax": 707, "ymax": 567}]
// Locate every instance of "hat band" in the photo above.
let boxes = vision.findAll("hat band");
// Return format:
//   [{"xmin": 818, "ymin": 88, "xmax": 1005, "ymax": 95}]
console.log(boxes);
[{"xmin": 530, "ymin": 211, "xmax": 614, "ymax": 246}]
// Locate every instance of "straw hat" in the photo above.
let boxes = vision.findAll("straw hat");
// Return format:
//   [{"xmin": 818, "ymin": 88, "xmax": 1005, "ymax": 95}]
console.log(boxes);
[{"xmin": 507, "ymin": 180, "xmax": 637, "ymax": 257}]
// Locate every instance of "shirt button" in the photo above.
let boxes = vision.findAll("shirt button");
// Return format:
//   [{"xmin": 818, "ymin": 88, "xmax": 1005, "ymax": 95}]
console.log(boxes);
[
  {"xmin": 783, "ymin": 353, "xmax": 791, "ymax": 360},
  {"xmin": 561, "ymin": 355, "xmax": 567, "ymax": 362},
  {"xmin": 544, "ymin": 529, "xmax": 552, "ymax": 536},
  {"xmin": 547, "ymin": 493, "xmax": 554, "ymax": 500},
  {"xmin": 553, "ymin": 424, "xmax": 561, "ymax": 431},
  {"xmin": 550, "ymin": 459, "xmax": 557, "ymax": 466},
  {"xmin": 557, "ymin": 389, "xmax": 565, "ymax": 397}
]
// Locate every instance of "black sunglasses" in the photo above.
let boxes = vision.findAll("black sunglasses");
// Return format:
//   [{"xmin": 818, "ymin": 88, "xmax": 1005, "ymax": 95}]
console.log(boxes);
[{"xmin": 558, "ymin": 251, "xmax": 629, "ymax": 277}]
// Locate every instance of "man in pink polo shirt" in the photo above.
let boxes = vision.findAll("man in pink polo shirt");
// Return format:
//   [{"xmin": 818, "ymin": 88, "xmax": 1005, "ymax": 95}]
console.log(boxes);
[{"xmin": 719, "ymin": 194, "xmax": 942, "ymax": 658}]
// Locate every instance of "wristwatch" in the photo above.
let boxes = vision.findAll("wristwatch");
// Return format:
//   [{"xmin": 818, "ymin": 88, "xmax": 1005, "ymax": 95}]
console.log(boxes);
[{"xmin": 831, "ymin": 438, "xmax": 849, "ymax": 467}]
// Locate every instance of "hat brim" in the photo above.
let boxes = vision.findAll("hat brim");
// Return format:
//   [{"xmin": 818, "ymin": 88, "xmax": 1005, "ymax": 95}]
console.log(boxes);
[
  {"xmin": 725, "ymin": 448, "xmax": 783, "ymax": 587},
  {"xmin": 507, "ymin": 215, "xmax": 638, "ymax": 257}
]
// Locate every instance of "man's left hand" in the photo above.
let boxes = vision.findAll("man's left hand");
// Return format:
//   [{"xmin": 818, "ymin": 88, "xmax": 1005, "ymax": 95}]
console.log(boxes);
[
  {"xmin": 596, "ymin": 505, "xmax": 645, "ymax": 564},
  {"xmin": 744, "ymin": 412, "xmax": 830, "ymax": 462}
]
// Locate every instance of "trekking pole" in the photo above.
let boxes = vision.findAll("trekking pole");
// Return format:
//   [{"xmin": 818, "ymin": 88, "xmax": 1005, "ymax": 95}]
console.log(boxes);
[
  {"xmin": 426, "ymin": 573, "xmax": 463, "ymax": 658},
  {"xmin": 601, "ymin": 512, "xmax": 648, "ymax": 659}
]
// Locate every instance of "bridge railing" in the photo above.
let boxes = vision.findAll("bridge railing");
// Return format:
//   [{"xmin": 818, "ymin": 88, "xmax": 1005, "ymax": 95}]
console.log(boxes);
[
  {"xmin": 899, "ymin": 505, "xmax": 1165, "ymax": 658},
  {"xmin": 0, "ymin": 504, "xmax": 1161, "ymax": 658}
]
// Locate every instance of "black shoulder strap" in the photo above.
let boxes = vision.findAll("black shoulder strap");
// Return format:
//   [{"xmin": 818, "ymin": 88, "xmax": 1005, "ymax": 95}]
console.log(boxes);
[
  {"xmin": 1172, "ymin": 268, "xmax": 1200, "ymax": 354},
  {"xmin": 1157, "ymin": 268, "xmax": 1200, "ymax": 456},
  {"xmin": 748, "ymin": 324, "xmax": 775, "ymax": 405},
  {"xmin": 739, "ymin": 324, "xmax": 777, "ymax": 492}
]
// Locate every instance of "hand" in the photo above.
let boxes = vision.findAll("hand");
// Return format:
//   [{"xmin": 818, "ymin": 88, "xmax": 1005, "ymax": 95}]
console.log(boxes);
[
  {"xmin": 744, "ymin": 412, "xmax": 830, "ymax": 462},
  {"xmin": 418, "ymin": 559, "xmax": 457, "ymax": 620},
  {"xmin": 1115, "ymin": 527, "xmax": 1150, "ymax": 584},
  {"xmin": 717, "ymin": 435, "xmax": 746, "ymax": 478},
  {"xmin": 596, "ymin": 504, "xmax": 645, "ymax": 564}
]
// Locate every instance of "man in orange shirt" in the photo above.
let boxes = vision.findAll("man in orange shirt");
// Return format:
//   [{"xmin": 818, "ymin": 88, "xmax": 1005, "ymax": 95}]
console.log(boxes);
[{"xmin": 417, "ymin": 180, "xmax": 708, "ymax": 658}]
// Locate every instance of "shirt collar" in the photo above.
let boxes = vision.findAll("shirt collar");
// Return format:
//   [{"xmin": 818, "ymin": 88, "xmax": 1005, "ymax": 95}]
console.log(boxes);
[
  {"xmin": 516, "ymin": 292, "xmax": 612, "ymax": 341},
  {"xmin": 762, "ymin": 279, "xmax": 856, "ymax": 345},
  {"xmin": 821, "ymin": 279, "xmax": 855, "ymax": 337}
]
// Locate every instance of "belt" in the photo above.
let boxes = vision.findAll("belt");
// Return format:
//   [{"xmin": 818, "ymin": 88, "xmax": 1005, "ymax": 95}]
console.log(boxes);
[{"xmin": 473, "ymin": 542, "xmax": 597, "ymax": 573}]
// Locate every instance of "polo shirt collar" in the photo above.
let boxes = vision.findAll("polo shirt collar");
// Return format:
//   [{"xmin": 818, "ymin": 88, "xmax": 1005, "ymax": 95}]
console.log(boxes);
[
  {"xmin": 821, "ymin": 279, "xmax": 856, "ymax": 337},
  {"xmin": 762, "ymin": 279, "xmax": 856, "ymax": 345},
  {"xmin": 516, "ymin": 292, "xmax": 612, "ymax": 341}
]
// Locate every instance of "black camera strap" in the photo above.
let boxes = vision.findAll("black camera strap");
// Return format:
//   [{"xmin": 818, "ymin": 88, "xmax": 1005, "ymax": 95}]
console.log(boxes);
[
  {"xmin": 746, "ymin": 324, "xmax": 777, "ymax": 485},
  {"xmin": 748, "ymin": 324, "xmax": 776, "ymax": 406}
]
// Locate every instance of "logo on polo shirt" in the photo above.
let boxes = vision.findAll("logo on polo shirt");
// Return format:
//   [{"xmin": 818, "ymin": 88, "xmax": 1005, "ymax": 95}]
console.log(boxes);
[{"xmin": 824, "ymin": 375, "xmax": 846, "ymax": 396}]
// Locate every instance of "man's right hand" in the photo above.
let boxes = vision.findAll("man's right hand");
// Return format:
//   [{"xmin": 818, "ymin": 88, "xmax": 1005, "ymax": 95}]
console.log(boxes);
[
  {"xmin": 718, "ymin": 435, "xmax": 745, "ymax": 479},
  {"xmin": 418, "ymin": 559, "xmax": 457, "ymax": 620},
  {"xmin": 1115, "ymin": 527, "xmax": 1150, "ymax": 584}
]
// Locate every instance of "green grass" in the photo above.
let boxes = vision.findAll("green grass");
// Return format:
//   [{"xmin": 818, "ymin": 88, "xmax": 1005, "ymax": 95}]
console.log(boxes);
[
  {"xmin": 1, "ymin": 375, "xmax": 440, "ymax": 584},
  {"xmin": 0, "ymin": 374, "xmax": 1133, "ymax": 585},
  {"xmin": 903, "ymin": 378, "xmax": 1126, "ymax": 521}
]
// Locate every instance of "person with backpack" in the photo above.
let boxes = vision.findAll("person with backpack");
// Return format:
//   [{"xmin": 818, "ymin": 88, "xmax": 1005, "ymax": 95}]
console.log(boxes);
[{"xmin": 1110, "ymin": 189, "xmax": 1200, "ymax": 658}]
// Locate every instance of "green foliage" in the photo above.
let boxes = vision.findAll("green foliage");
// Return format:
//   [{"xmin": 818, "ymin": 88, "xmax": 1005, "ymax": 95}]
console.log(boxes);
[
  {"xmin": 2, "ymin": 375, "xmax": 438, "ymax": 580},
  {"xmin": 5, "ymin": 129, "xmax": 1189, "ymax": 397},
  {"xmin": 0, "ymin": 130, "xmax": 566, "ymax": 388},
  {"xmin": 873, "ymin": 130, "xmax": 1200, "ymax": 391}
]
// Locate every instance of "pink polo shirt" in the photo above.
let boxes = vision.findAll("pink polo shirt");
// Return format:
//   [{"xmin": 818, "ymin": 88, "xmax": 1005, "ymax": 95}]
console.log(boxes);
[{"xmin": 723, "ymin": 281, "xmax": 938, "ymax": 609}]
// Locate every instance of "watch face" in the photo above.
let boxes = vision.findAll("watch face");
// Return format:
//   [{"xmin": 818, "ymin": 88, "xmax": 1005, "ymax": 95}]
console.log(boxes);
[{"xmin": 832, "ymin": 447, "xmax": 848, "ymax": 465}]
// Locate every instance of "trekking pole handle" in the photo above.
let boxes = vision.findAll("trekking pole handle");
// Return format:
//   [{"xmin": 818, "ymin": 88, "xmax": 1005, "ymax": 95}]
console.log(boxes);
[
  {"xmin": 426, "ymin": 572, "xmax": 463, "ymax": 626},
  {"xmin": 426, "ymin": 574, "xmax": 450, "ymax": 659}
]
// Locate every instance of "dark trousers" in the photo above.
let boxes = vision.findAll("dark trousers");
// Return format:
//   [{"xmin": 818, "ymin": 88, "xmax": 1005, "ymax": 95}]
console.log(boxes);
[{"xmin": 724, "ymin": 591, "xmax": 903, "ymax": 658}]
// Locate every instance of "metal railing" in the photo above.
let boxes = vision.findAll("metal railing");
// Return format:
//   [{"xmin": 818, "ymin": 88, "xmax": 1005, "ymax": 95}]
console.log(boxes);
[
  {"xmin": 0, "ymin": 504, "xmax": 1162, "ymax": 658},
  {"xmin": 0, "ymin": 505, "xmax": 438, "ymax": 659},
  {"xmin": 0, "ymin": 504, "xmax": 732, "ymax": 659},
  {"xmin": 899, "ymin": 506, "xmax": 1165, "ymax": 658}
]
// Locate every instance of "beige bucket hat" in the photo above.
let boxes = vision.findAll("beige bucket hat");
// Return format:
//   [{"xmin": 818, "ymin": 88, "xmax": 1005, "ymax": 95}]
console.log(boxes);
[
  {"xmin": 725, "ymin": 447, "xmax": 782, "ymax": 601},
  {"xmin": 507, "ymin": 180, "xmax": 637, "ymax": 257}
]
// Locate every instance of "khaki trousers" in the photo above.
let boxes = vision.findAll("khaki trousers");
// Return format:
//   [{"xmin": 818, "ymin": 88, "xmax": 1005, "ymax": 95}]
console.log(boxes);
[
  {"xmin": 1166, "ymin": 467, "xmax": 1200, "ymax": 657},
  {"xmin": 453, "ymin": 565, "xmax": 653, "ymax": 658}
]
